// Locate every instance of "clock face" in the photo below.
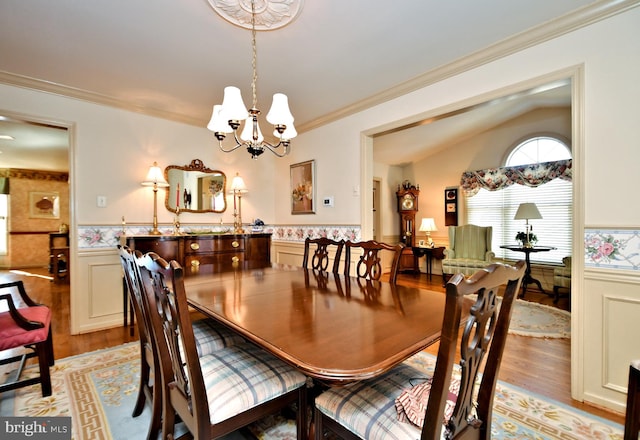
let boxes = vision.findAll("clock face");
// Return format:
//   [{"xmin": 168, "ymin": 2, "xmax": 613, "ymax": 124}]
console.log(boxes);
[{"xmin": 401, "ymin": 194, "xmax": 415, "ymax": 210}]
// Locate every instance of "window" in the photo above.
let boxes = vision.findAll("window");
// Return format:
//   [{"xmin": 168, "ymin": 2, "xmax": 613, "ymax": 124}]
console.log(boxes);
[{"xmin": 466, "ymin": 136, "xmax": 572, "ymax": 264}]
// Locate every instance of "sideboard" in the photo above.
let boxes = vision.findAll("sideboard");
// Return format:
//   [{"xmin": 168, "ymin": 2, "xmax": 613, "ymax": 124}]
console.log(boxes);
[{"xmin": 126, "ymin": 233, "xmax": 272, "ymax": 273}]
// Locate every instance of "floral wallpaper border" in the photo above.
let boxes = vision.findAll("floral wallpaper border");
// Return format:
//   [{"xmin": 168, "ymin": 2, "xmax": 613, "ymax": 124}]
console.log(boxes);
[
  {"xmin": 77, "ymin": 224, "xmax": 361, "ymax": 249},
  {"xmin": 76, "ymin": 224, "xmax": 639, "ymax": 272},
  {"xmin": 584, "ymin": 228, "xmax": 640, "ymax": 271}
]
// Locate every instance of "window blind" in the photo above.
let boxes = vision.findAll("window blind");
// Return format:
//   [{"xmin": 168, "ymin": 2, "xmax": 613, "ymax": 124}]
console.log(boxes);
[{"xmin": 466, "ymin": 179, "xmax": 572, "ymax": 264}]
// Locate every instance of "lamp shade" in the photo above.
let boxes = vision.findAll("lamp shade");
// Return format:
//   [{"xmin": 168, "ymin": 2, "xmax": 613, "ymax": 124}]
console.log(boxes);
[
  {"xmin": 229, "ymin": 172, "xmax": 248, "ymax": 193},
  {"xmin": 274, "ymin": 121, "xmax": 298, "ymax": 140},
  {"xmin": 207, "ymin": 104, "xmax": 233, "ymax": 133},
  {"xmin": 141, "ymin": 162, "xmax": 169, "ymax": 187},
  {"xmin": 266, "ymin": 93, "xmax": 294, "ymax": 125},
  {"xmin": 514, "ymin": 203, "xmax": 542, "ymax": 220},
  {"xmin": 221, "ymin": 86, "xmax": 249, "ymax": 121},
  {"xmin": 418, "ymin": 218, "xmax": 437, "ymax": 232},
  {"xmin": 240, "ymin": 117, "xmax": 264, "ymax": 143}
]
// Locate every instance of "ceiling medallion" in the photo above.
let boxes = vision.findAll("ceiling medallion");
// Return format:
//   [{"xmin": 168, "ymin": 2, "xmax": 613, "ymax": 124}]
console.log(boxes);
[{"xmin": 208, "ymin": 0, "xmax": 303, "ymax": 30}]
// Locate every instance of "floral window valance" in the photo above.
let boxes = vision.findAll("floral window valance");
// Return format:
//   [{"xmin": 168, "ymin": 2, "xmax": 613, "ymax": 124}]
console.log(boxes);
[{"xmin": 460, "ymin": 159, "xmax": 572, "ymax": 197}]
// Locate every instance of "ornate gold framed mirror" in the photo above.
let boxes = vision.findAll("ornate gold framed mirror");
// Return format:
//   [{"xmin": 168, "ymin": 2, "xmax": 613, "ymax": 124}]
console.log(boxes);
[{"xmin": 164, "ymin": 159, "xmax": 227, "ymax": 213}]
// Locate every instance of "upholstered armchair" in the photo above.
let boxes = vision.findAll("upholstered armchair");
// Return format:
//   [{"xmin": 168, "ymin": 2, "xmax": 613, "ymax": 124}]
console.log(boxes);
[
  {"xmin": 441, "ymin": 224, "xmax": 495, "ymax": 281},
  {"xmin": 553, "ymin": 256, "xmax": 571, "ymax": 303}
]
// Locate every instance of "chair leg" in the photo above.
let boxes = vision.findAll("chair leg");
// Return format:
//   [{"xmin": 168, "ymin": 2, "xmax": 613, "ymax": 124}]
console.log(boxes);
[
  {"xmin": 132, "ymin": 344, "xmax": 148, "ymax": 417},
  {"xmin": 36, "ymin": 342, "xmax": 52, "ymax": 397},
  {"xmin": 624, "ymin": 362, "xmax": 640, "ymax": 440}
]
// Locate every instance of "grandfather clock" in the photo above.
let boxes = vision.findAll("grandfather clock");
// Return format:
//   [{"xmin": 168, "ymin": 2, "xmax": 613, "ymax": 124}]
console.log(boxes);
[{"xmin": 396, "ymin": 181, "xmax": 419, "ymax": 273}]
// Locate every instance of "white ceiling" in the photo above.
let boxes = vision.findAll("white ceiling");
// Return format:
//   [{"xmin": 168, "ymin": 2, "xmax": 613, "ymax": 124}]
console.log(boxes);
[{"xmin": 0, "ymin": 0, "xmax": 595, "ymax": 170}]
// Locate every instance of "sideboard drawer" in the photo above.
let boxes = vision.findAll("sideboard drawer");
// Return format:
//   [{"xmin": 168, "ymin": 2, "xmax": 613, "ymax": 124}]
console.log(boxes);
[
  {"xmin": 184, "ymin": 237, "xmax": 245, "ymax": 253},
  {"xmin": 184, "ymin": 253, "xmax": 245, "ymax": 268}
]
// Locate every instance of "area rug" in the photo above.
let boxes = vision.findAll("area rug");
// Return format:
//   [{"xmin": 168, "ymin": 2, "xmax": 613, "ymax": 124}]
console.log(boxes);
[
  {"xmin": 507, "ymin": 298, "xmax": 571, "ymax": 338},
  {"xmin": 1, "ymin": 343, "xmax": 620, "ymax": 440}
]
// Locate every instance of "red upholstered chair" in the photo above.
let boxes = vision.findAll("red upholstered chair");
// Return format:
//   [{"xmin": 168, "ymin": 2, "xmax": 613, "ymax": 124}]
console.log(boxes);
[{"xmin": 0, "ymin": 281, "xmax": 54, "ymax": 397}]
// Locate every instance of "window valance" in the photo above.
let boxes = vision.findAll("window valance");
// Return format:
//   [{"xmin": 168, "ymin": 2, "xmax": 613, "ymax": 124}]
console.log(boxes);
[{"xmin": 460, "ymin": 159, "xmax": 572, "ymax": 197}]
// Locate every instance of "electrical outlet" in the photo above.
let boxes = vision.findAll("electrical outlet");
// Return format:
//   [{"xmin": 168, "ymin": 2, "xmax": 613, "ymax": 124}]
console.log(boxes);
[
  {"xmin": 97, "ymin": 195, "xmax": 107, "ymax": 208},
  {"xmin": 323, "ymin": 196, "xmax": 334, "ymax": 207}
]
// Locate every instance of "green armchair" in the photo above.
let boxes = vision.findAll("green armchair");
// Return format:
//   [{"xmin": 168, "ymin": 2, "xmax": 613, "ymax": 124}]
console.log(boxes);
[
  {"xmin": 553, "ymin": 256, "xmax": 571, "ymax": 303},
  {"xmin": 442, "ymin": 224, "xmax": 495, "ymax": 281}
]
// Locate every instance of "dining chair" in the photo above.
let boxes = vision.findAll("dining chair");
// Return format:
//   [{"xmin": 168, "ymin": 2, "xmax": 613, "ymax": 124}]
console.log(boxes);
[
  {"xmin": 314, "ymin": 261, "xmax": 526, "ymax": 440},
  {"xmin": 118, "ymin": 245, "xmax": 246, "ymax": 440},
  {"xmin": 136, "ymin": 252, "xmax": 308, "ymax": 440},
  {"xmin": 302, "ymin": 237, "xmax": 344, "ymax": 273},
  {"xmin": 0, "ymin": 280, "xmax": 54, "ymax": 397},
  {"xmin": 624, "ymin": 360, "xmax": 640, "ymax": 440},
  {"xmin": 344, "ymin": 240, "xmax": 404, "ymax": 284}
]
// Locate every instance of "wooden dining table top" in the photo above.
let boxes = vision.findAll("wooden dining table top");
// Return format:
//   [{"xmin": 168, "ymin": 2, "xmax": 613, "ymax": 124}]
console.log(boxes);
[{"xmin": 184, "ymin": 263, "xmax": 467, "ymax": 385}]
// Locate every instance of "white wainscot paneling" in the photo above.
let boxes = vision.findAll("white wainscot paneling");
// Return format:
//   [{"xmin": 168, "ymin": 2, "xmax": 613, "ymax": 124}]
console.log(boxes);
[
  {"xmin": 273, "ymin": 241, "xmax": 305, "ymax": 267},
  {"xmin": 603, "ymin": 294, "xmax": 640, "ymax": 390},
  {"xmin": 73, "ymin": 249, "xmax": 123, "ymax": 334},
  {"xmin": 583, "ymin": 272, "xmax": 640, "ymax": 412}
]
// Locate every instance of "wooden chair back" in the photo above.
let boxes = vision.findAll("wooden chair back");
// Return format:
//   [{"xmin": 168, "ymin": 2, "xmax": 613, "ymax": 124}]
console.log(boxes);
[
  {"xmin": 137, "ymin": 252, "xmax": 210, "ymax": 439},
  {"xmin": 344, "ymin": 240, "xmax": 404, "ymax": 284},
  {"xmin": 117, "ymin": 245, "xmax": 162, "ymax": 438},
  {"xmin": 136, "ymin": 252, "xmax": 308, "ymax": 440},
  {"xmin": 302, "ymin": 237, "xmax": 344, "ymax": 272},
  {"xmin": 422, "ymin": 260, "xmax": 525, "ymax": 439}
]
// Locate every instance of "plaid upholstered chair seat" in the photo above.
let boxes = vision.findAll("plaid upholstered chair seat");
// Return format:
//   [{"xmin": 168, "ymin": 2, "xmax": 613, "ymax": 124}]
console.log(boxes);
[
  {"xmin": 315, "ymin": 362, "xmax": 458, "ymax": 440},
  {"xmin": 199, "ymin": 343, "xmax": 307, "ymax": 425},
  {"xmin": 191, "ymin": 318, "xmax": 246, "ymax": 355}
]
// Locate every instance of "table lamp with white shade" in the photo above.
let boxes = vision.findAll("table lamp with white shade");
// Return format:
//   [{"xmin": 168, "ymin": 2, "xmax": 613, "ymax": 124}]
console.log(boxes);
[
  {"xmin": 514, "ymin": 202, "xmax": 542, "ymax": 247},
  {"xmin": 141, "ymin": 161, "xmax": 170, "ymax": 235},
  {"xmin": 418, "ymin": 218, "xmax": 438, "ymax": 248}
]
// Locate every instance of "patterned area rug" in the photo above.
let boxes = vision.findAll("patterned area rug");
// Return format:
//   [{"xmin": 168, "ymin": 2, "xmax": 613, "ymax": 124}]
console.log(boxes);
[
  {"xmin": 507, "ymin": 298, "xmax": 571, "ymax": 338},
  {"xmin": 1, "ymin": 343, "xmax": 619, "ymax": 440}
]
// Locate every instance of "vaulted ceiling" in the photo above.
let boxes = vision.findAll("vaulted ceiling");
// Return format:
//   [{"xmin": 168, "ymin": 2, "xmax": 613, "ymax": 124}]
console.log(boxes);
[{"xmin": 0, "ymin": 0, "xmax": 596, "ymax": 170}]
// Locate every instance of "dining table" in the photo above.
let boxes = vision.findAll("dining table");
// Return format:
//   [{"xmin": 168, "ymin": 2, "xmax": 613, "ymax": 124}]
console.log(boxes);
[{"xmin": 183, "ymin": 263, "xmax": 471, "ymax": 385}]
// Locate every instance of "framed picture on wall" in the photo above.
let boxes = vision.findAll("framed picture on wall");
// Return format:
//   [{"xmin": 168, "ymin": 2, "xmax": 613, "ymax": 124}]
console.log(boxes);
[
  {"xmin": 290, "ymin": 160, "xmax": 315, "ymax": 214},
  {"xmin": 444, "ymin": 187, "xmax": 458, "ymax": 226},
  {"xmin": 29, "ymin": 191, "xmax": 60, "ymax": 219}
]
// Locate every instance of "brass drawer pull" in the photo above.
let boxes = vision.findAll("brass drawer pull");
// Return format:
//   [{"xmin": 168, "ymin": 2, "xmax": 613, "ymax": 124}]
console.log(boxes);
[
  {"xmin": 232, "ymin": 256, "xmax": 239, "ymax": 263},
  {"xmin": 191, "ymin": 260, "xmax": 200, "ymax": 267},
  {"xmin": 190, "ymin": 242, "xmax": 200, "ymax": 251},
  {"xmin": 232, "ymin": 240, "xmax": 239, "ymax": 248}
]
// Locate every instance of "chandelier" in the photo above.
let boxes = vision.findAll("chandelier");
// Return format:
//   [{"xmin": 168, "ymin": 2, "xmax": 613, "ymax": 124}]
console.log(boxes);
[{"xmin": 207, "ymin": 0, "xmax": 297, "ymax": 159}]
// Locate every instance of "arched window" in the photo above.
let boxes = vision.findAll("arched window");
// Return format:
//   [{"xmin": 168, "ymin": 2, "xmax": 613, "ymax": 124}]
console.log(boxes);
[{"xmin": 466, "ymin": 135, "xmax": 572, "ymax": 264}]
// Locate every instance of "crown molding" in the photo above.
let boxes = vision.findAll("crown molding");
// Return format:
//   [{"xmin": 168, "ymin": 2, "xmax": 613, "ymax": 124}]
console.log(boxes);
[
  {"xmin": 0, "ymin": 0, "xmax": 637, "ymax": 133},
  {"xmin": 0, "ymin": 71, "xmax": 203, "ymax": 126}
]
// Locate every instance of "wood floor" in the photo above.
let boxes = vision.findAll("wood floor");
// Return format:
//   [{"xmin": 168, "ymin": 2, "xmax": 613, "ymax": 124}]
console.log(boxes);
[{"xmin": 0, "ymin": 266, "xmax": 625, "ymax": 426}]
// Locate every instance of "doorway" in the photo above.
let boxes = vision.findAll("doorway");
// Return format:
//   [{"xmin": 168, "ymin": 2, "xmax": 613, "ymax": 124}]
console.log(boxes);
[{"xmin": 0, "ymin": 114, "xmax": 71, "ymax": 269}]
